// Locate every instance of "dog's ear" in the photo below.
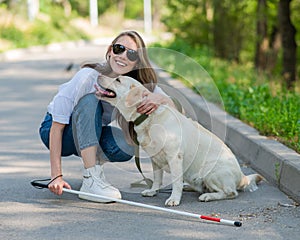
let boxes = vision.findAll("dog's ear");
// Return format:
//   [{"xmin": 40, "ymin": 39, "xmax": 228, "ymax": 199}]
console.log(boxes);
[{"xmin": 125, "ymin": 85, "xmax": 144, "ymax": 107}]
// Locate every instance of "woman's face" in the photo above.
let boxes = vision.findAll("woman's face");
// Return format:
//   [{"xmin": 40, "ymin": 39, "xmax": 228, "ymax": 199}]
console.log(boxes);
[{"xmin": 109, "ymin": 35, "xmax": 139, "ymax": 77}]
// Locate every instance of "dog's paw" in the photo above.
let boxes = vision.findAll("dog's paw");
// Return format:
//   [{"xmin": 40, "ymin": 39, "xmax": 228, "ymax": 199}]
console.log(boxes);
[
  {"xmin": 165, "ymin": 197, "xmax": 180, "ymax": 206},
  {"xmin": 141, "ymin": 189, "xmax": 157, "ymax": 197},
  {"xmin": 198, "ymin": 193, "xmax": 213, "ymax": 202}
]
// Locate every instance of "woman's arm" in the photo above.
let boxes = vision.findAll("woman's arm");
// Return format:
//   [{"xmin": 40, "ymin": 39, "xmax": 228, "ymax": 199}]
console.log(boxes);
[
  {"xmin": 49, "ymin": 122, "xmax": 64, "ymax": 177},
  {"xmin": 48, "ymin": 122, "xmax": 71, "ymax": 195}
]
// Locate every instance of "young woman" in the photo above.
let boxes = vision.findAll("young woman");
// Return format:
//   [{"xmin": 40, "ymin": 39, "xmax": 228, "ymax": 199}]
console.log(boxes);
[{"xmin": 39, "ymin": 30, "xmax": 175, "ymax": 202}]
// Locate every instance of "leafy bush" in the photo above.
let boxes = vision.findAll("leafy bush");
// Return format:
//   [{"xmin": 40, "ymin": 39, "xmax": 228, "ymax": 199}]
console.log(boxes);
[
  {"xmin": 0, "ymin": 25, "xmax": 28, "ymax": 48},
  {"xmin": 28, "ymin": 20, "xmax": 54, "ymax": 45}
]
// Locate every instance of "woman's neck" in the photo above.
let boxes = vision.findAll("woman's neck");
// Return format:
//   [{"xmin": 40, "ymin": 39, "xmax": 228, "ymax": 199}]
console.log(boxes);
[{"xmin": 107, "ymin": 72, "xmax": 120, "ymax": 78}]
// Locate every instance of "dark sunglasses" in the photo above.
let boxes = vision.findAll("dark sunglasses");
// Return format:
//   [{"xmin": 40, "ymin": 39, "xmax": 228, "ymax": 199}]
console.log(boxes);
[{"xmin": 112, "ymin": 44, "xmax": 139, "ymax": 62}]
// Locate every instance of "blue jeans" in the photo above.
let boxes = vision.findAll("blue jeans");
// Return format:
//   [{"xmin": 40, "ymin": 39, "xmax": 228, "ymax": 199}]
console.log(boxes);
[{"xmin": 39, "ymin": 94, "xmax": 134, "ymax": 162}]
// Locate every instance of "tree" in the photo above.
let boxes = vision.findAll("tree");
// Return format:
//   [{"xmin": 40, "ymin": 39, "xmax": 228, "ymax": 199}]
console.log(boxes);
[
  {"xmin": 254, "ymin": 0, "xmax": 281, "ymax": 73},
  {"xmin": 162, "ymin": 0, "xmax": 214, "ymax": 47},
  {"xmin": 159, "ymin": 0, "xmax": 299, "ymax": 82},
  {"xmin": 3, "ymin": 0, "xmax": 18, "ymax": 9},
  {"xmin": 27, "ymin": 0, "xmax": 40, "ymax": 21},
  {"xmin": 212, "ymin": 0, "xmax": 247, "ymax": 61},
  {"xmin": 255, "ymin": 0, "xmax": 268, "ymax": 70},
  {"xmin": 54, "ymin": 0, "xmax": 72, "ymax": 17},
  {"xmin": 278, "ymin": 0, "xmax": 297, "ymax": 89}
]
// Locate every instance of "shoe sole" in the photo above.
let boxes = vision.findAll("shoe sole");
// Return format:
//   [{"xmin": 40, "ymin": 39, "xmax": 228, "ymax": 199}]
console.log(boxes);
[{"xmin": 78, "ymin": 193, "xmax": 116, "ymax": 203}]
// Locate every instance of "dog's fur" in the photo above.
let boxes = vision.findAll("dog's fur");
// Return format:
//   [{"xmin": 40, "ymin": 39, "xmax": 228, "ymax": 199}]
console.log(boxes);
[{"xmin": 96, "ymin": 75, "xmax": 263, "ymax": 206}]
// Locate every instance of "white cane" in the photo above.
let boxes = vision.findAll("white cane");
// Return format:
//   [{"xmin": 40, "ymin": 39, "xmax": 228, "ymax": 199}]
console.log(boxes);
[{"xmin": 31, "ymin": 180, "xmax": 242, "ymax": 227}]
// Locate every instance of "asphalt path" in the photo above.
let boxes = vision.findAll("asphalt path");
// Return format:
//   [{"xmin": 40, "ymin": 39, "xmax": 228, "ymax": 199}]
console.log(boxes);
[{"xmin": 0, "ymin": 42, "xmax": 299, "ymax": 240}]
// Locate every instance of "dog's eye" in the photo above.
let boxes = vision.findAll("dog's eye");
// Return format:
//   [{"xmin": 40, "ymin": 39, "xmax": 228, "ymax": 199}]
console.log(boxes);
[{"xmin": 116, "ymin": 78, "xmax": 121, "ymax": 83}]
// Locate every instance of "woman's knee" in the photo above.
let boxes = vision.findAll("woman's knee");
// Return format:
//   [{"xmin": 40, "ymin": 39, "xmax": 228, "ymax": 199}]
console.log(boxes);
[
  {"xmin": 74, "ymin": 94, "xmax": 102, "ymax": 115},
  {"xmin": 74, "ymin": 94, "xmax": 103, "ymax": 119}
]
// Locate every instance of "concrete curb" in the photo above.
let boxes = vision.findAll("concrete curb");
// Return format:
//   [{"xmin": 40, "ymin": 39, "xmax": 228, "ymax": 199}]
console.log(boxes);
[{"xmin": 156, "ymin": 68, "xmax": 300, "ymax": 203}]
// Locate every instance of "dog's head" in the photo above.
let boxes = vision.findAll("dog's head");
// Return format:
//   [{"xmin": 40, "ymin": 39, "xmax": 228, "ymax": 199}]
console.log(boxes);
[{"xmin": 96, "ymin": 75, "xmax": 148, "ymax": 121}]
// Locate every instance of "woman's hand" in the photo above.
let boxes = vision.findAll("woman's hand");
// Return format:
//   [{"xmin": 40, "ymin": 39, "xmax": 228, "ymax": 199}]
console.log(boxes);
[
  {"xmin": 48, "ymin": 176, "xmax": 71, "ymax": 195},
  {"xmin": 137, "ymin": 91, "xmax": 175, "ymax": 115},
  {"xmin": 137, "ymin": 91, "xmax": 159, "ymax": 115}
]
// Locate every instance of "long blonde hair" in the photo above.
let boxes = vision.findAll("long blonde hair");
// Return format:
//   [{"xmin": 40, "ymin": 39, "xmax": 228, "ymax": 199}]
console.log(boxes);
[{"xmin": 82, "ymin": 30, "xmax": 158, "ymax": 144}]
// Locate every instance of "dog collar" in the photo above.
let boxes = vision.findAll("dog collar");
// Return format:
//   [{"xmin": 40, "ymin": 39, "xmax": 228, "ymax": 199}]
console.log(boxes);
[{"xmin": 133, "ymin": 114, "xmax": 148, "ymax": 126}]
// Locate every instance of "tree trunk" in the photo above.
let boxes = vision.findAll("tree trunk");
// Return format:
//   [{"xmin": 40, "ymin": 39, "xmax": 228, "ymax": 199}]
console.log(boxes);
[
  {"xmin": 62, "ymin": 0, "xmax": 72, "ymax": 17},
  {"xmin": 53, "ymin": 0, "xmax": 72, "ymax": 17},
  {"xmin": 255, "ymin": 0, "xmax": 268, "ymax": 70},
  {"xmin": 213, "ymin": 0, "xmax": 242, "ymax": 62},
  {"xmin": 278, "ymin": 0, "xmax": 297, "ymax": 90},
  {"xmin": 153, "ymin": 0, "xmax": 163, "ymax": 29},
  {"xmin": 254, "ymin": 0, "xmax": 281, "ymax": 74},
  {"xmin": 213, "ymin": 1, "xmax": 230, "ymax": 59},
  {"xmin": 117, "ymin": 0, "xmax": 126, "ymax": 18}
]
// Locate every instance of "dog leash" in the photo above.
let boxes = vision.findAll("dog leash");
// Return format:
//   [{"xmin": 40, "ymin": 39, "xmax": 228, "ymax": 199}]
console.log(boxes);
[
  {"xmin": 133, "ymin": 114, "xmax": 148, "ymax": 126},
  {"xmin": 130, "ymin": 114, "xmax": 153, "ymax": 189},
  {"xmin": 130, "ymin": 145, "xmax": 153, "ymax": 189}
]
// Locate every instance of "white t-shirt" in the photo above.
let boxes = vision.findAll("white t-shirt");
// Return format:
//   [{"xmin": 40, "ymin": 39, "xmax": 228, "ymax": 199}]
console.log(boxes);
[{"xmin": 47, "ymin": 67, "xmax": 167, "ymax": 125}]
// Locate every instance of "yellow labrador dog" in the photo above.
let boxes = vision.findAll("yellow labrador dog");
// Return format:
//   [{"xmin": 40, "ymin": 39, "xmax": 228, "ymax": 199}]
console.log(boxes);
[{"xmin": 95, "ymin": 75, "xmax": 263, "ymax": 206}]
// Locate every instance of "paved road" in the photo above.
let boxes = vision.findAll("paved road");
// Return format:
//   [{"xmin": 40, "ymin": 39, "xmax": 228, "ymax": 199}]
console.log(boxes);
[{"xmin": 0, "ymin": 42, "xmax": 299, "ymax": 240}]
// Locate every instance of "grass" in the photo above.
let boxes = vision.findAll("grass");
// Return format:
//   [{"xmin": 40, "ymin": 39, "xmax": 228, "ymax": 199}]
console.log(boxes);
[{"xmin": 150, "ymin": 39, "xmax": 300, "ymax": 153}]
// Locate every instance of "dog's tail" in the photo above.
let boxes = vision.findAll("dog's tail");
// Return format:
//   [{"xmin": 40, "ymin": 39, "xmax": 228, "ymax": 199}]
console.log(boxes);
[{"xmin": 238, "ymin": 174, "xmax": 264, "ymax": 192}]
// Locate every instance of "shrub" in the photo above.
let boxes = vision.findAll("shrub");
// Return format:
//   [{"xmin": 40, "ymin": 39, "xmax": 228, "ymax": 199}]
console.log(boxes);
[{"xmin": 0, "ymin": 25, "xmax": 28, "ymax": 48}]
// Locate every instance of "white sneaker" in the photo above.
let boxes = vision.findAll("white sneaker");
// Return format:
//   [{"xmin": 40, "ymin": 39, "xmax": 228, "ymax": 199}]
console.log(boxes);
[{"xmin": 79, "ymin": 165, "xmax": 121, "ymax": 203}]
